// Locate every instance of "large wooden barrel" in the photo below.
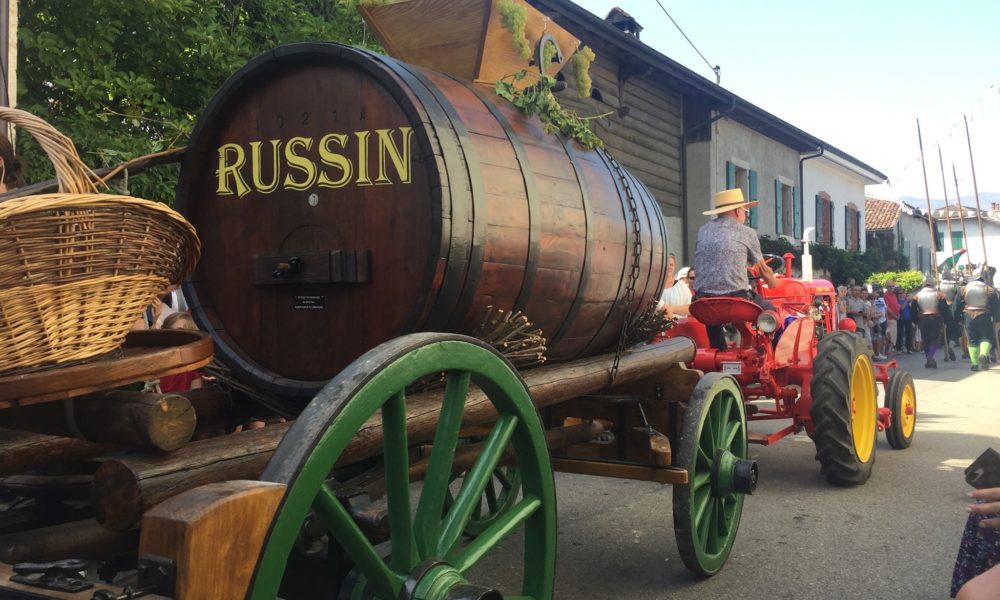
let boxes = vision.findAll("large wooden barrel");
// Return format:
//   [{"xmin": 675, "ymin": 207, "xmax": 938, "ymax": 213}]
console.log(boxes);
[{"xmin": 176, "ymin": 43, "xmax": 667, "ymax": 397}]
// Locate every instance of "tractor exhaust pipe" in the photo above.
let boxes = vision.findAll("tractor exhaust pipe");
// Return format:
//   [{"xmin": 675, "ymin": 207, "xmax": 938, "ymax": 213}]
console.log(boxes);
[{"xmin": 801, "ymin": 227, "xmax": 816, "ymax": 282}]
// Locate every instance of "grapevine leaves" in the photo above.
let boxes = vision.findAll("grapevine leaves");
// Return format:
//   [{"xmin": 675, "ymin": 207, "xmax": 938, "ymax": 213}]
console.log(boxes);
[{"xmin": 495, "ymin": 70, "xmax": 605, "ymax": 150}]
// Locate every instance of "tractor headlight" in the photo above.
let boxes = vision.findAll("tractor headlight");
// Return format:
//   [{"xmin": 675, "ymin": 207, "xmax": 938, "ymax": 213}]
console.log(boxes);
[{"xmin": 757, "ymin": 310, "xmax": 779, "ymax": 333}]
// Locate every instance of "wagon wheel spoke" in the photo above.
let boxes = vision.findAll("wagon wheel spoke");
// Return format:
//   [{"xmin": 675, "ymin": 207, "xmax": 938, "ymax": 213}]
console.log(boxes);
[
  {"xmin": 381, "ymin": 390, "xmax": 417, "ymax": 572},
  {"xmin": 721, "ymin": 419, "xmax": 741, "ymax": 451},
  {"xmin": 414, "ymin": 371, "xmax": 470, "ymax": 559},
  {"xmin": 483, "ymin": 478, "xmax": 500, "ymax": 514},
  {"xmin": 452, "ymin": 493, "xmax": 542, "ymax": 573},
  {"xmin": 439, "ymin": 414, "xmax": 518, "ymax": 558},
  {"xmin": 314, "ymin": 485, "xmax": 400, "ymax": 598}
]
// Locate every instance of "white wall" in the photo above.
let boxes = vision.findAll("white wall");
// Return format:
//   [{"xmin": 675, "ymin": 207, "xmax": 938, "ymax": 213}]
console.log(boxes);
[
  {"xmin": 712, "ymin": 118, "xmax": 800, "ymax": 238},
  {"xmin": 803, "ymin": 157, "xmax": 871, "ymax": 251},
  {"xmin": 936, "ymin": 215, "xmax": 1000, "ymax": 274},
  {"xmin": 896, "ymin": 211, "xmax": 934, "ymax": 271}
]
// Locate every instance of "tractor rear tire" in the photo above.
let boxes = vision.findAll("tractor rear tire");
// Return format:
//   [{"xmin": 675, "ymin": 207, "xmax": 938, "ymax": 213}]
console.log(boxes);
[
  {"xmin": 884, "ymin": 371, "xmax": 916, "ymax": 449},
  {"xmin": 810, "ymin": 332, "xmax": 877, "ymax": 485}
]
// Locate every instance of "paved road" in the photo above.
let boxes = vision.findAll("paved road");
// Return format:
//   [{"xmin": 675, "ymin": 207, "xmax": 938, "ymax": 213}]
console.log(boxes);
[{"xmin": 471, "ymin": 348, "xmax": 1000, "ymax": 599}]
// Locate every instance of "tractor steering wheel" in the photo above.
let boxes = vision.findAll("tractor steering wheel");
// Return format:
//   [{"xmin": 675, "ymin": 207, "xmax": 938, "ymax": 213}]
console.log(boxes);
[
  {"xmin": 762, "ymin": 253, "xmax": 785, "ymax": 274},
  {"xmin": 748, "ymin": 254, "xmax": 784, "ymax": 280},
  {"xmin": 747, "ymin": 255, "xmax": 785, "ymax": 295}
]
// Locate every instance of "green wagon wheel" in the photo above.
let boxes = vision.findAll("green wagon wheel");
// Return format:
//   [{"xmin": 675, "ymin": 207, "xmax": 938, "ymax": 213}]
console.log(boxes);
[
  {"xmin": 446, "ymin": 466, "xmax": 522, "ymax": 538},
  {"xmin": 673, "ymin": 373, "xmax": 756, "ymax": 577},
  {"xmin": 247, "ymin": 333, "xmax": 556, "ymax": 600}
]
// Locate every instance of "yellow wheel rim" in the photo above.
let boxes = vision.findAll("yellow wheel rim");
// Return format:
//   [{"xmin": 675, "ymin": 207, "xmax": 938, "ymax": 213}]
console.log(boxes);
[
  {"xmin": 899, "ymin": 382, "xmax": 916, "ymax": 438},
  {"xmin": 850, "ymin": 354, "xmax": 876, "ymax": 462}
]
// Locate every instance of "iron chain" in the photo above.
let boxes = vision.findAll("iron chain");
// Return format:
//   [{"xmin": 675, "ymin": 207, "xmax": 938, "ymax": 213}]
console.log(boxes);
[{"xmin": 608, "ymin": 154, "xmax": 643, "ymax": 386}]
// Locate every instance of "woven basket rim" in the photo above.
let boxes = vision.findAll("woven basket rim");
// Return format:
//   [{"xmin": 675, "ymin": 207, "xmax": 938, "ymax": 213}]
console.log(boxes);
[
  {"xmin": 0, "ymin": 192, "xmax": 202, "ymax": 284},
  {"xmin": 0, "ymin": 106, "xmax": 100, "ymax": 195}
]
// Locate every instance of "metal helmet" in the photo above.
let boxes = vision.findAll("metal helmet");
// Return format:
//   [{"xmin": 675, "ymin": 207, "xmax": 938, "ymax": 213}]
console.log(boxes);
[
  {"xmin": 922, "ymin": 272, "xmax": 936, "ymax": 287},
  {"xmin": 975, "ymin": 264, "xmax": 991, "ymax": 282}
]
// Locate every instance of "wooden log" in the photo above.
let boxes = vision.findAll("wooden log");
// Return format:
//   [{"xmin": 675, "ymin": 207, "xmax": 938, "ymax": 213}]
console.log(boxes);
[
  {"xmin": 0, "ymin": 501, "xmax": 93, "ymax": 537},
  {"xmin": 0, "ymin": 474, "xmax": 91, "ymax": 501},
  {"xmin": 0, "ymin": 518, "xmax": 139, "ymax": 564},
  {"xmin": 0, "ymin": 428, "xmax": 115, "ymax": 476},
  {"xmin": 0, "ymin": 390, "xmax": 196, "ymax": 452},
  {"xmin": 181, "ymin": 387, "xmax": 233, "ymax": 439},
  {"xmin": 91, "ymin": 338, "xmax": 696, "ymax": 531}
]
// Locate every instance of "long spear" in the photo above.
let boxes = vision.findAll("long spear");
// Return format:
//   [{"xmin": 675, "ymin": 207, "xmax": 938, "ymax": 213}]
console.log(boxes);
[
  {"xmin": 916, "ymin": 118, "xmax": 939, "ymax": 279},
  {"xmin": 964, "ymin": 114, "xmax": 989, "ymax": 276},
  {"xmin": 937, "ymin": 144, "xmax": 956, "ymax": 268},
  {"xmin": 952, "ymin": 163, "xmax": 972, "ymax": 273}
]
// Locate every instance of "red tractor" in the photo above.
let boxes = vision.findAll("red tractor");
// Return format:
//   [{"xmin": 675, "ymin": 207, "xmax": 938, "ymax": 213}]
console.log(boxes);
[{"xmin": 663, "ymin": 253, "xmax": 916, "ymax": 485}]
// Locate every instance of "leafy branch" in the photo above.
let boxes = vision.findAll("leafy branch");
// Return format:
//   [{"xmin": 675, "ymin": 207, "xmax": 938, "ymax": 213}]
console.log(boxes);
[{"xmin": 495, "ymin": 70, "xmax": 607, "ymax": 150}]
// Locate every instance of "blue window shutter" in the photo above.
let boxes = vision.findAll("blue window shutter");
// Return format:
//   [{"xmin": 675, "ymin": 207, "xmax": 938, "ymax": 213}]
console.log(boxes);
[
  {"xmin": 748, "ymin": 170, "xmax": 758, "ymax": 228},
  {"xmin": 726, "ymin": 161, "xmax": 735, "ymax": 189},
  {"xmin": 793, "ymin": 187, "xmax": 800, "ymax": 238},
  {"xmin": 774, "ymin": 180, "xmax": 783, "ymax": 234}
]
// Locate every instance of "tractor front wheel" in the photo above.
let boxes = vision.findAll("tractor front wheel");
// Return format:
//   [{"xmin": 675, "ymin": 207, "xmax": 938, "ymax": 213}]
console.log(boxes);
[
  {"xmin": 884, "ymin": 371, "xmax": 916, "ymax": 449},
  {"xmin": 810, "ymin": 331, "xmax": 877, "ymax": 485}
]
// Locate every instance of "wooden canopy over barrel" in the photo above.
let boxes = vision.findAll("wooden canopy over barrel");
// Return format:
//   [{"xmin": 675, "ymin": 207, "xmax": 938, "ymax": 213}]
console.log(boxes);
[{"xmin": 176, "ymin": 42, "xmax": 667, "ymax": 397}]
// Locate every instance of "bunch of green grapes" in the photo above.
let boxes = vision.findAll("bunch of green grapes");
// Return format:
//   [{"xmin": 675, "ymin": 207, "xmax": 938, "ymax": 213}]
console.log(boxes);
[
  {"xmin": 542, "ymin": 39, "xmax": 558, "ymax": 67},
  {"xmin": 571, "ymin": 46, "xmax": 596, "ymax": 97},
  {"xmin": 498, "ymin": 0, "xmax": 532, "ymax": 60}
]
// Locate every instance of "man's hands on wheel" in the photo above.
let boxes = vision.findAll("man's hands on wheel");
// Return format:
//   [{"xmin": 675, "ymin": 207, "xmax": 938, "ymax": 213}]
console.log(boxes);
[{"xmin": 752, "ymin": 258, "xmax": 778, "ymax": 289}]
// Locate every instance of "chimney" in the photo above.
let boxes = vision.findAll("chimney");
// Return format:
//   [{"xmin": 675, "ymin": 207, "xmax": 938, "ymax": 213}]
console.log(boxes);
[{"xmin": 605, "ymin": 7, "xmax": 643, "ymax": 38}]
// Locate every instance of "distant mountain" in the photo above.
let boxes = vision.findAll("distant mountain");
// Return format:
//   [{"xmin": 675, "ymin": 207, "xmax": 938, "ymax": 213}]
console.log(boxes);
[{"xmin": 899, "ymin": 193, "xmax": 1000, "ymax": 212}]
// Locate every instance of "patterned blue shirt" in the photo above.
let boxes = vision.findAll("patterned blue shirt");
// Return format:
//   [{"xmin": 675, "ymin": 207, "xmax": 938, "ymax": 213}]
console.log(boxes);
[{"xmin": 692, "ymin": 216, "xmax": 764, "ymax": 295}]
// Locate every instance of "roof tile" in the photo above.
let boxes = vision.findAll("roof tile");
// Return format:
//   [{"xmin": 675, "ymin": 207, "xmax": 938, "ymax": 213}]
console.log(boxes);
[{"xmin": 865, "ymin": 196, "xmax": 900, "ymax": 230}]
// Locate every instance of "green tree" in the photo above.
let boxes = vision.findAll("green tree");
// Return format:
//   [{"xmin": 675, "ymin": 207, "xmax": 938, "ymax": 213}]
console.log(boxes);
[{"xmin": 17, "ymin": 0, "xmax": 378, "ymax": 203}]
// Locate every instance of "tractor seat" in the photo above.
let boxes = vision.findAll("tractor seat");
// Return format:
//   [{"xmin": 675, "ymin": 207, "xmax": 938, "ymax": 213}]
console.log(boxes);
[{"xmin": 689, "ymin": 297, "xmax": 762, "ymax": 326}]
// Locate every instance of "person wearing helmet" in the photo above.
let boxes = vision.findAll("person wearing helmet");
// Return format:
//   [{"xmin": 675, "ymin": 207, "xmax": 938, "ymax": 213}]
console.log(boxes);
[
  {"xmin": 958, "ymin": 265, "xmax": 1000, "ymax": 371},
  {"xmin": 914, "ymin": 273, "xmax": 945, "ymax": 368},
  {"xmin": 940, "ymin": 273, "xmax": 962, "ymax": 362}
]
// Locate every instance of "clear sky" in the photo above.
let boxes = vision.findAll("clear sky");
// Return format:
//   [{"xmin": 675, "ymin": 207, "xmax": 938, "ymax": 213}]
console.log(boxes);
[{"xmin": 570, "ymin": 0, "xmax": 1000, "ymax": 202}]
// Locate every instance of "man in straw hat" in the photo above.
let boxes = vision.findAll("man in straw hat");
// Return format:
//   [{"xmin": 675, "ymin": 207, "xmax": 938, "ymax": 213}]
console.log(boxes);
[{"xmin": 692, "ymin": 188, "xmax": 778, "ymax": 349}]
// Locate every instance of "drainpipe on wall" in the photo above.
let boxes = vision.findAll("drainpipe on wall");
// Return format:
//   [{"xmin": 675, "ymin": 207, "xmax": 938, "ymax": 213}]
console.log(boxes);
[
  {"xmin": 680, "ymin": 96, "xmax": 737, "ymax": 259},
  {"xmin": 799, "ymin": 144, "xmax": 824, "ymax": 246}
]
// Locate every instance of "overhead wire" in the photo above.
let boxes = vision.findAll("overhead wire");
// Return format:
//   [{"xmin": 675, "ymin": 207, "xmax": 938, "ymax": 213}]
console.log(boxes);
[{"xmin": 652, "ymin": 0, "xmax": 719, "ymax": 83}]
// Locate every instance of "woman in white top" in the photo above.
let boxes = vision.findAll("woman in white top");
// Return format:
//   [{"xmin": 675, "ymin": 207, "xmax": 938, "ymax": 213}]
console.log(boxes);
[{"xmin": 659, "ymin": 265, "xmax": 695, "ymax": 318}]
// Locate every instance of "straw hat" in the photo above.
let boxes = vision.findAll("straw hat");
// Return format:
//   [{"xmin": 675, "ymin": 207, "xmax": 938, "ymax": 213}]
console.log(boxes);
[{"xmin": 702, "ymin": 188, "xmax": 759, "ymax": 216}]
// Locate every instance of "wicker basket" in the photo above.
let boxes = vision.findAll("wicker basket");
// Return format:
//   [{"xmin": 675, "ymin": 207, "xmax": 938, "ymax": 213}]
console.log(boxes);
[{"xmin": 0, "ymin": 108, "xmax": 200, "ymax": 373}]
